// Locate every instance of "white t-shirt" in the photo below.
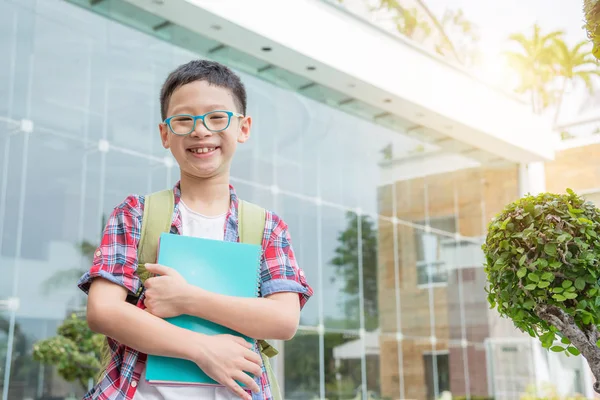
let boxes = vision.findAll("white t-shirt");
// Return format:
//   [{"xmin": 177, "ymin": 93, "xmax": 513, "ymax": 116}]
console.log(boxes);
[{"xmin": 134, "ymin": 200, "xmax": 242, "ymax": 400}]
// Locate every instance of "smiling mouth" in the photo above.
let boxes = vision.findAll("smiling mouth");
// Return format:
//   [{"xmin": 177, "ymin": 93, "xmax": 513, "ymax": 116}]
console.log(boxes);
[{"xmin": 187, "ymin": 147, "xmax": 218, "ymax": 154}]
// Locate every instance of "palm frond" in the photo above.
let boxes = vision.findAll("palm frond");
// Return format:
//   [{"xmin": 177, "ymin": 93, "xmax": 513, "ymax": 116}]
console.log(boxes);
[{"xmin": 41, "ymin": 268, "xmax": 87, "ymax": 295}]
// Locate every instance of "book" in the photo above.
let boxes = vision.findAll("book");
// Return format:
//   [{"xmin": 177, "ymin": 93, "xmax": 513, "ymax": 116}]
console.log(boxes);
[{"xmin": 145, "ymin": 232, "xmax": 262, "ymax": 386}]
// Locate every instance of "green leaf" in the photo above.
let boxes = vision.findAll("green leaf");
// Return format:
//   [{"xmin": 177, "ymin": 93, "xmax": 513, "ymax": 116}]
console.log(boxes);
[
  {"xmin": 501, "ymin": 217, "xmax": 512, "ymax": 230},
  {"xmin": 538, "ymin": 281, "xmax": 550, "ymax": 288},
  {"xmin": 557, "ymin": 233, "xmax": 572, "ymax": 242},
  {"xmin": 522, "ymin": 299, "xmax": 535, "ymax": 309},
  {"xmin": 553, "ymin": 294, "xmax": 566, "ymax": 301},
  {"xmin": 564, "ymin": 292, "xmax": 578, "ymax": 299},
  {"xmin": 519, "ymin": 254, "xmax": 527, "ymax": 267},
  {"xmin": 528, "ymin": 273, "xmax": 540, "ymax": 282},
  {"xmin": 562, "ymin": 280, "xmax": 573, "ymax": 289},
  {"xmin": 567, "ymin": 347, "xmax": 581, "ymax": 356},
  {"xmin": 524, "ymin": 284, "xmax": 537, "ymax": 291},
  {"xmin": 541, "ymin": 272, "xmax": 554, "ymax": 281},
  {"xmin": 544, "ymin": 243, "xmax": 557, "ymax": 256},
  {"xmin": 517, "ymin": 267, "xmax": 527, "ymax": 278},
  {"xmin": 550, "ymin": 346, "xmax": 564, "ymax": 352},
  {"xmin": 588, "ymin": 288, "xmax": 598, "ymax": 296},
  {"xmin": 550, "ymin": 261, "xmax": 562, "ymax": 269},
  {"xmin": 561, "ymin": 336, "xmax": 571, "ymax": 345},
  {"xmin": 567, "ymin": 188, "xmax": 575, "ymax": 196},
  {"xmin": 596, "ymin": 339, "xmax": 600, "ymax": 348},
  {"xmin": 552, "ymin": 287, "xmax": 564, "ymax": 293},
  {"xmin": 575, "ymin": 278, "xmax": 586, "ymax": 290}
]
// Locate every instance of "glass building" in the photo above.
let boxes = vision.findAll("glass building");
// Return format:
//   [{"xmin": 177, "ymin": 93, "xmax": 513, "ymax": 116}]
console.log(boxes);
[{"xmin": 0, "ymin": 0, "xmax": 592, "ymax": 399}]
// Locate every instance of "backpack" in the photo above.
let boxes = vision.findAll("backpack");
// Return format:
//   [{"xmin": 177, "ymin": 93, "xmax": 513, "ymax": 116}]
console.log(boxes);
[{"xmin": 99, "ymin": 189, "xmax": 282, "ymax": 399}]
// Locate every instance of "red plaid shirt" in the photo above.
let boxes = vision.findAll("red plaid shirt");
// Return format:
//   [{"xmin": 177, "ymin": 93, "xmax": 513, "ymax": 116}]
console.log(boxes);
[{"xmin": 78, "ymin": 182, "xmax": 313, "ymax": 400}]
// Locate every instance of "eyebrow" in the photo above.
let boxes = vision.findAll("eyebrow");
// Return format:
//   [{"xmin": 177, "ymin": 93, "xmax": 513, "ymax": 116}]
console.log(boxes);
[{"xmin": 170, "ymin": 105, "xmax": 230, "ymax": 115}]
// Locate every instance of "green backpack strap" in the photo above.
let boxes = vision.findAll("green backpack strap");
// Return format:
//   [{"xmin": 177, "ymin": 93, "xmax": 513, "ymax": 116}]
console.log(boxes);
[
  {"xmin": 136, "ymin": 189, "xmax": 174, "ymax": 285},
  {"xmin": 239, "ymin": 200, "xmax": 282, "ymax": 400}
]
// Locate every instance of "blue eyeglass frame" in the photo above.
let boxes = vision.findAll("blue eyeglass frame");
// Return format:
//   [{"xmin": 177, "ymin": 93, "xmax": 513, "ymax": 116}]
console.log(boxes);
[{"xmin": 163, "ymin": 110, "xmax": 244, "ymax": 135}]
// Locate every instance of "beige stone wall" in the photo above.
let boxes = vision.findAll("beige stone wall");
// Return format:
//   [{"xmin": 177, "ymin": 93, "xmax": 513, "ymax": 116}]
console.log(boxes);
[
  {"xmin": 377, "ymin": 164, "xmax": 520, "ymax": 400},
  {"xmin": 545, "ymin": 143, "xmax": 600, "ymax": 194}
]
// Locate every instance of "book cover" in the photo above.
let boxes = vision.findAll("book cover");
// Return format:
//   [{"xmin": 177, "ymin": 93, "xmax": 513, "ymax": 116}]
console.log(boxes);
[{"xmin": 145, "ymin": 232, "xmax": 262, "ymax": 386}]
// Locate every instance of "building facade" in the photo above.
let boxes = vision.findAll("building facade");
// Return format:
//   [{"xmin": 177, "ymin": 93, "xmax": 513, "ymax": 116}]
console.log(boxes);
[{"xmin": 0, "ymin": 0, "xmax": 591, "ymax": 399}]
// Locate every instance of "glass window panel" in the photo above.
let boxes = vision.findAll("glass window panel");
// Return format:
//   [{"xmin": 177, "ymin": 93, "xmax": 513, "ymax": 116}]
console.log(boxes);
[
  {"xmin": 322, "ymin": 207, "xmax": 360, "ymax": 330},
  {"xmin": 324, "ymin": 331, "xmax": 369, "ymax": 400},
  {"xmin": 276, "ymin": 195, "xmax": 319, "ymax": 327},
  {"xmin": 284, "ymin": 331, "xmax": 320, "ymax": 399}
]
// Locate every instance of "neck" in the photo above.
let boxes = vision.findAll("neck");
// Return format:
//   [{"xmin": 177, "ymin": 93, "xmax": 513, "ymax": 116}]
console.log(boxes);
[{"xmin": 178, "ymin": 171, "xmax": 231, "ymax": 216}]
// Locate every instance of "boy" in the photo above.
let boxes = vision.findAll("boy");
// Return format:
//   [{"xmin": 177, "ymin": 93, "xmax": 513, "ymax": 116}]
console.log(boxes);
[{"xmin": 78, "ymin": 59, "xmax": 313, "ymax": 400}]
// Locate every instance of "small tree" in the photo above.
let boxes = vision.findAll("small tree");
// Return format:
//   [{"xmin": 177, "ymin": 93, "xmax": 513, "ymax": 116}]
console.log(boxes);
[
  {"xmin": 32, "ymin": 313, "xmax": 104, "ymax": 391},
  {"xmin": 584, "ymin": 0, "xmax": 600, "ymax": 60},
  {"xmin": 483, "ymin": 189, "xmax": 600, "ymax": 393}
]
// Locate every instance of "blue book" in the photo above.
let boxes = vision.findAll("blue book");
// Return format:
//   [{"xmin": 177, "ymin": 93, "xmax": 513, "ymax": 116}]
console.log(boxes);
[{"xmin": 145, "ymin": 232, "xmax": 262, "ymax": 387}]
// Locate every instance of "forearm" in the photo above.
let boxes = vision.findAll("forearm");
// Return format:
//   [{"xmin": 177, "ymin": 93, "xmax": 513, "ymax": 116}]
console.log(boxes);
[
  {"xmin": 88, "ymin": 298, "xmax": 201, "ymax": 361},
  {"xmin": 183, "ymin": 287, "xmax": 299, "ymax": 340}
]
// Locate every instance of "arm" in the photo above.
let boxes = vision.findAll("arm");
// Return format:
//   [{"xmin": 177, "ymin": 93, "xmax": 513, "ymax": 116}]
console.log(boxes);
[
  {"xmin": 88, "ymin": 278, "xmax": 261, "ymax": 399},
  {"xmin": 143, "ymin": 213, "xmax": 313, "ymax": 341},
  {"xmin": 143, "ymin": 265, "xmax": 299, "ymax": 340},
  {"xmin": 185, "ymin": 290, "xmax": 300, "ymax": 340},
  {"xmin": 87, "ymin": 277, "xmax": 204, "ymax": 360}
]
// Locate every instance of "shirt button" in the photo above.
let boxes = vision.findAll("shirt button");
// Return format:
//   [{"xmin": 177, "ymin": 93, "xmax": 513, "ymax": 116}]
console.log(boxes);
[
  {"xmin": 95, "ymin": 250, "xmax": 101, "ymax": 257},
  {"xmin": 131, "ymin": 380, "xmax": 137, "ymax": 388}
]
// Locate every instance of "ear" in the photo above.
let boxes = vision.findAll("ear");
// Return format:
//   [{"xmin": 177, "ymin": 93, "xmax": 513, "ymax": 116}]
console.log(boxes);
[
  {"xmin": 159, "ymin": 122, "xmax": 170, "ymax": 149},
  {"xmin": 237, "ymin": 116, "xmax": 252, "ymax": 144}
]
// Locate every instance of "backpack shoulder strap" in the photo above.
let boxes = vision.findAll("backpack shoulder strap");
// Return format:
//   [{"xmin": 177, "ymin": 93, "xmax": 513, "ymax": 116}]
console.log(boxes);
[
  {"xmin": 238, "ymin": 199, "xmax": 266, "ymax": 246},
  {"xmin": 137, "ymin": 189, "xmax": 174, "ymax": 284},
  {"xmin": 238, "ymin": 200, "xmax": 281, "ymax": 362}
]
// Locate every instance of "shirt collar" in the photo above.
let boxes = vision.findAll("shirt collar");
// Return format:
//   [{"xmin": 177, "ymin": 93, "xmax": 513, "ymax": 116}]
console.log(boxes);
[{"xmin": 172, "ymin": 180, "xmax": 239, "ymax": 221}]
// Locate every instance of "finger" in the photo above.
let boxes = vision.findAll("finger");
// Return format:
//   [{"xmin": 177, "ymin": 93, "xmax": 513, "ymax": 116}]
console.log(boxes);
[
  {"xmin": 226, "ymin": 379, "xmax": 252, "ymax": 400},
  {"xmin": 241, "ymin": 359, "xmax": 263, "ymax": 378},
  {"xmin": 145, "ymin": 263, "xmax": 173, "ymax": 276},
  {"xmin": 233, "ymin": 373, "xmax": 260, "ymax": 394},
  {"xmin": 244, "ymin": 349, "xmax": 263, "ymax": 366},
  {"xmin": 231, "ymin": 336, "xmax": 253, "ymax": 348}
]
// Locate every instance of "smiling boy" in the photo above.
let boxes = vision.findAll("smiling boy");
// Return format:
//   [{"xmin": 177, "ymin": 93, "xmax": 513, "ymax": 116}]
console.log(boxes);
[{"xmin": 78, "ymin": 60, "xmax": 313, "ymax": 400}]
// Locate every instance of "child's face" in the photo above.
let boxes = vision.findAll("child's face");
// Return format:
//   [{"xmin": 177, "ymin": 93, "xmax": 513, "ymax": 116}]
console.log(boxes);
[{"xmin": 159, "ymin": 80, "xmax": 251, "ymax": 180}]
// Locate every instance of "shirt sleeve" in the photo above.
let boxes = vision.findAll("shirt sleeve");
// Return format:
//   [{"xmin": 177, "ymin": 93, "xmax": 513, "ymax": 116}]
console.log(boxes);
[
  {"xmin": 78, "ymin": 195, "xmax": 143, "ymax": 296},
  {"xmin": 260, "ymin": 212, "xmax": 313, "ymax": 309}
]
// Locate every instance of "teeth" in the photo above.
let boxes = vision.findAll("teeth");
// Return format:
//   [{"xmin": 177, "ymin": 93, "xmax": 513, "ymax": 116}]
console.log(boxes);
[{"xmin": 190, "ymin": 148, "xmax": 215, "ymax": 154}]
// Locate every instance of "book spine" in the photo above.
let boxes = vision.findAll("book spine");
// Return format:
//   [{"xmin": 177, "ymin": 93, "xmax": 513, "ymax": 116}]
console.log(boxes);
[{"xmin": 255, "ymin": 248, "xmax": 262, "ymax": 297}]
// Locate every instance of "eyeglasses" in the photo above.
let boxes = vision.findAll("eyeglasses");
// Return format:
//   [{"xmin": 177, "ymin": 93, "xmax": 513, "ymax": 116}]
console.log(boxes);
[{"xmin": 163, "ymin": 111, "xmax": 244, "ymax": 135}]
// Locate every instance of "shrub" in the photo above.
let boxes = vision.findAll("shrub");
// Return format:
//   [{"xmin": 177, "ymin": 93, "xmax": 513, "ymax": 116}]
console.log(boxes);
[{"xmin": 483, "ymin": 190, "xmax": 600, "ymax": 393}]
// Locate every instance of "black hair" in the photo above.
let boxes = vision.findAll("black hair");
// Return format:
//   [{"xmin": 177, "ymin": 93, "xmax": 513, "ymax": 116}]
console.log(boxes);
[{"xmin": 159, "ymin": 59, "xmax": 247, "ymax": 120}]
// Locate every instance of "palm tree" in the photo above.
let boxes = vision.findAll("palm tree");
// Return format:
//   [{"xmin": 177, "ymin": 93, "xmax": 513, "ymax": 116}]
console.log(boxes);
[
  {"xmin": 374, "ymin": 0, "xmax": 463, "ymax": 63},
  {"xmin": 41, "ymin": 215, "xmax": 106, "ymax": 295},
  {"xmin": 41, "ymin": 240, "xmax": 96, "ymax": 295},
  {"xmin": 551, "ymin": 38, "xmax": 600, "ymax": 126},
  {"xmin": 584, "ymin": 0, "xmax": 600, "ymax": 60},
  {"xmin": 505, "ymin": 24, "xmax": 564, "ymax": 114}
]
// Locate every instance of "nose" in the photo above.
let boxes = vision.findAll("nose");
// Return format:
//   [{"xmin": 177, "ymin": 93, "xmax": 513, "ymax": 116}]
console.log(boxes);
[{"xmin": 189, "ymin": 118, "xmax": 213, "ymax": 138}]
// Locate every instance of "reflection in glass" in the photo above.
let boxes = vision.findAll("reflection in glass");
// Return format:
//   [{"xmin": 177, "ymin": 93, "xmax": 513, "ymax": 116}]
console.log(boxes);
[{"xmin": 283, "ymin": 331, "xmax": 320, "ymax": 399}]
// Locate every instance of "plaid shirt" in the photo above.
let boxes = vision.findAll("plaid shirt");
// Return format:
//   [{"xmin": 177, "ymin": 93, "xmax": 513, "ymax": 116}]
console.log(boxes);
[{"xmin": 78, "ymin": 182, "xmax": 313, "ymax": 400}]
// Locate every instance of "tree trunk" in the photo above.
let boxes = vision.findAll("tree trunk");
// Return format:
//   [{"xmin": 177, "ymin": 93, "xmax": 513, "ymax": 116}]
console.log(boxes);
[{"xmin": 535, "ymin": 303, "xmax": 600, "ymax": 393}]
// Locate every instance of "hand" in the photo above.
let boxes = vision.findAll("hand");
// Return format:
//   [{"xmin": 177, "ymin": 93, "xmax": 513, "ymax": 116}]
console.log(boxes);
[
  {"xmin": 194, "ymin": 334, "xmax": 263, "ymax": 400},
  {"xmin": 143, "ymin": 263, "xmax": 191, "ymax": 318}
]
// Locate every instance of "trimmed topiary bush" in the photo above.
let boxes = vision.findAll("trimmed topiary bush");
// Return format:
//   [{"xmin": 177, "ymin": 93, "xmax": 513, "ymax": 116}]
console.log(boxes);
[
  {"xmin": 584, "ymin": 0, "xmax": 600, "ymax": 60},
  {"xmin": 483, "ymin": 189, "xmax": 600, "ymax": 393}
]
